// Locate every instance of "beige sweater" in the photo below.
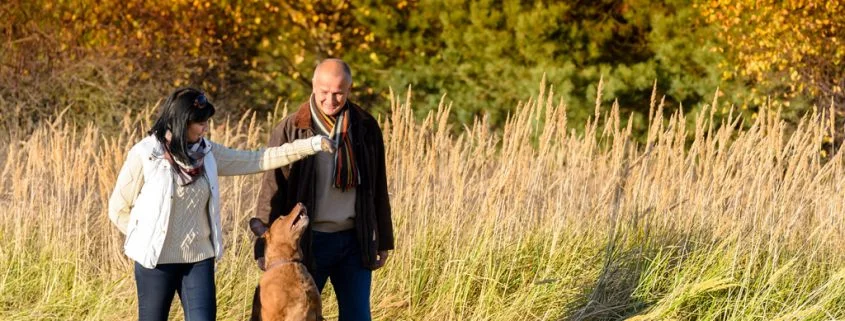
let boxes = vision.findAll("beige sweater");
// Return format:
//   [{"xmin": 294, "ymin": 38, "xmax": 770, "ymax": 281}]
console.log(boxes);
[
  {"xmin": 114, "ymin": 138, "xmax": 322, "ymax": 264},
  {"xmin": 312, "ymin": 150, "xmax": 356, "ymax": 232}
]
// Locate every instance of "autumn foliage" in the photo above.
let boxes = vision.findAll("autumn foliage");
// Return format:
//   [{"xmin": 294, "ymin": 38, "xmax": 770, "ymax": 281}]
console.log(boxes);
[
  {"xmin": 700, "ymin": 1, "xmax": 845, "ymax": 108},
  {"xmin": 2, "ymin": 0, "xmax": 843, "ymax": 137}
]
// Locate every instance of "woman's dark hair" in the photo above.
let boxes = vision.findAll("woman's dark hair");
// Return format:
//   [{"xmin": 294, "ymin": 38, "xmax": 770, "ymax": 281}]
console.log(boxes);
[{"xmin": 149, "ymin": 87, "xmax": 216, "ymax": 164}]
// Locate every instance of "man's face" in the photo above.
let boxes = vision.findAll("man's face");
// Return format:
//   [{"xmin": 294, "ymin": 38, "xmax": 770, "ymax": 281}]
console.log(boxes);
[{"xmin": 313, "ymin": 72, "xmax": 351, "ymax": 117}]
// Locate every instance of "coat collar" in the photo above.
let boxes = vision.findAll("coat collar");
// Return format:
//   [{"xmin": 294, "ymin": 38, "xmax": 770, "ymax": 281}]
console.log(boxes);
[{"xmin": 293, "ymin": 100, "xmax": 313, "ymax": 129}]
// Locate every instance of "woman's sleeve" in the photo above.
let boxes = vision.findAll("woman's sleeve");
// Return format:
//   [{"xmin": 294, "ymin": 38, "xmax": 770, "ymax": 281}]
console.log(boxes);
[
  {"xmin": 108, "ymin": 149, "xmax": 145, "ymax": 234},
  {"xmin": 212, "ymin": 137, "xmax": 321, "ymax": 177}
]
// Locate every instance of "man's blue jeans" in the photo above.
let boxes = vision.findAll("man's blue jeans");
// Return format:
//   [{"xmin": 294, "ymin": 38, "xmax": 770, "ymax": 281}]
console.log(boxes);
[
  {"xmin": 134, "ymin": 258, "xmax": 216, "ymax": 321},
  {"xmin": 312, "ymin": 229, "xmax": 373, "ymax": 321}
]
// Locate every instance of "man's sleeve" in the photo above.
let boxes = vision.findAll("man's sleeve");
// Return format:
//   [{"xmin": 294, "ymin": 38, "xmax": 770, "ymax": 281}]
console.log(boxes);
[
  {"xmin": 372, "ymin": 120, "xmax": 395, "ymax": 251},
  {"xmin": 253, "ymin": 122, "xmax": 288, "ymax": 259}
]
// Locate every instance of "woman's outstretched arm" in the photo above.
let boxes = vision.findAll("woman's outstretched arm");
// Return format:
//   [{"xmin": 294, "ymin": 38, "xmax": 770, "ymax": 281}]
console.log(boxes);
[{"xmin": 213, "ymin": 136, "xmax": 332, "ymax": 176}]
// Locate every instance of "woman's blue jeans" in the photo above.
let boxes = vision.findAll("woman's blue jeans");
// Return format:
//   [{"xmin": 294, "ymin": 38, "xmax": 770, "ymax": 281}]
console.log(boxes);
[
  {"xmin": 134, "ymin": 257, "xmax": 216, "ymax": 321},
  {"xmin": 312, "ymin": 229, "xmax": 373, "ymax": 321}
]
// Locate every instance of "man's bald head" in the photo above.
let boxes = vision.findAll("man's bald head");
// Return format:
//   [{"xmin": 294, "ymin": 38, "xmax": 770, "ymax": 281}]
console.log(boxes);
[
  {"xmin": 313, "ymin": 59, "xmax": 352, "ymax": 86},
  {"xmin": 312, "ymin": 59, "xmax": 353, "ymax": 116}
]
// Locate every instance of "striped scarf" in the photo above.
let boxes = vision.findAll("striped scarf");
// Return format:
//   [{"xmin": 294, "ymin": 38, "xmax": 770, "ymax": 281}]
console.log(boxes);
[
  {"xmin": 163, "ymin": 131, "xmax": 209, "ymax": 186},
  {"xmin": 310, "ymin": 95, "xmax": 359, "ymax": 191}
]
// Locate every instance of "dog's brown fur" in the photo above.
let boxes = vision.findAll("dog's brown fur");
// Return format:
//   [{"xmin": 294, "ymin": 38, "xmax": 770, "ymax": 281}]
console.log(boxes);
[{"xmin": 250, "ymin": 203, "xmax": 322, "ymax": 321}]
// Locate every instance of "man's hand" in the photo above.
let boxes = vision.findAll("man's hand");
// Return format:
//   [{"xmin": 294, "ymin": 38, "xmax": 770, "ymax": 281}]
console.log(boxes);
[
  {"xmin": 256, "ymin": 257, "xmax": 266, "ymax": 271},
  {"xmin": 373, "ymin": 250, "xmax": 389, "ymax": 270}
]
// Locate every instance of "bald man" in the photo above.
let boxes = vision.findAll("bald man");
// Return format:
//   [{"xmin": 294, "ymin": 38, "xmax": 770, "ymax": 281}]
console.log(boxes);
[{"xmin": 252, "ymin": 59, "xmax": 394, "ymax": 321}]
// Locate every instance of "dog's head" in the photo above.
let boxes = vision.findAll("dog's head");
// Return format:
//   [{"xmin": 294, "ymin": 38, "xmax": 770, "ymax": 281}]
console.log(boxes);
[{"xmin": 250, "ymin": 203, "xmax": 309, "ymax": 258}]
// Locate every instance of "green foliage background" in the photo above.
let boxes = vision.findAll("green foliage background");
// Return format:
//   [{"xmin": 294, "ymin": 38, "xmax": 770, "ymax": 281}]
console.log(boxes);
[{"xmin": 0, "ymin": 0, "xmax": 829, "ymax": 136}]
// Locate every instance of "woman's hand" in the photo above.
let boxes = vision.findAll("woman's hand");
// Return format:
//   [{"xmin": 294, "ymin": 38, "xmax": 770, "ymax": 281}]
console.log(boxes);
[{"xmin": 316, "ymin": 136, "xmax": 336, "ymax": 153}]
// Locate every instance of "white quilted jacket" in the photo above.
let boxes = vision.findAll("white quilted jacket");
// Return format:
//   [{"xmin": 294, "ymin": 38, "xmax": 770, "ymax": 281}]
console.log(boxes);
[{"xmin": 108, "ymin": 135, "xmax": 321, "ymax": 268}]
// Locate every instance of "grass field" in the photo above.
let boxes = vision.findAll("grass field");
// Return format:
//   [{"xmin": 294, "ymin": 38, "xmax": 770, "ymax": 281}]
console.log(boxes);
[{"xmin": 0, "ymin": 83, "xmax": 844, "ymax": 320}]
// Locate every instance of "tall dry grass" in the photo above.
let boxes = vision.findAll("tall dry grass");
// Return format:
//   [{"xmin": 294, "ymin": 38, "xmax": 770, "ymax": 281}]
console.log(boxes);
[{"xmin": 0, "ymin": 81, "xmax": 844, "ymax": 320}]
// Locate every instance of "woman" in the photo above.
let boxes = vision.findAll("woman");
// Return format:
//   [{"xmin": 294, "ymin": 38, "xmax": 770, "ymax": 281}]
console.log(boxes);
[{"xmin": 108, "ymin": 87, "xmax": 333, "ymax": 321}]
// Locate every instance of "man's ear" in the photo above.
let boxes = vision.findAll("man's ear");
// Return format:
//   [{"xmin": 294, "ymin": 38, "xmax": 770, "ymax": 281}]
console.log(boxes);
[{"xmin": 249, "ymin": 218, "xmax": 268, "ymax": 237}]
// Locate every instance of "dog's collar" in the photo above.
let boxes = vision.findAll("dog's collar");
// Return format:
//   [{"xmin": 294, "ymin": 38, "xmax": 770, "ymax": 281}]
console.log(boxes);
[{"xmin": 265, "ymin": 258, "xmax": 302, "ymax": 270}]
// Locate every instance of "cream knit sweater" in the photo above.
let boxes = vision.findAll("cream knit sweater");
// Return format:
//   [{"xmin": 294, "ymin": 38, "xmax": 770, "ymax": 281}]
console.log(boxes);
[{"xmin": 157, "ymin": 175, "xmax": 214, "ymax": 264}]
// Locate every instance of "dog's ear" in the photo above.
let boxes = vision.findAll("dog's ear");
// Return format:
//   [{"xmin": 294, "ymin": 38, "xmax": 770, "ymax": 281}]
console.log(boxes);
[{"xmin": 249, "ymin": 217, "xmax": 268, "ymax": 236}]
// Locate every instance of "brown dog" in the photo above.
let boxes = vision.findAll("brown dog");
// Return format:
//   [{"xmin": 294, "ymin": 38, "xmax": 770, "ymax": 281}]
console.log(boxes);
[{"xmin": 250, "ymin": 203, "xmax": 322, "ymax": 321}]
